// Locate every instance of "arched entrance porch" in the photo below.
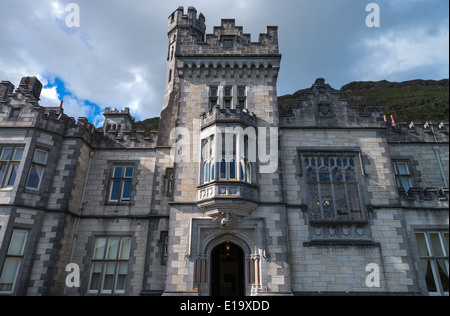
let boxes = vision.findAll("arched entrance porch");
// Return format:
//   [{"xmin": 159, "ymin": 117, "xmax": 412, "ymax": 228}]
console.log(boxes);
[{"xmin": 192, "ymin": 232, "xmax": 261, "ymax": 296}]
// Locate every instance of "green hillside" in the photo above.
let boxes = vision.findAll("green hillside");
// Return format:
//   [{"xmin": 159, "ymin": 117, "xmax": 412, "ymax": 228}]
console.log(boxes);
[
  {"xmin": 132, "ymin": 117, "xmax": 160, "ymax": 134},
  {"xmin": 278, "ymin": 79, "xmax": 449, "ymax": 124}
]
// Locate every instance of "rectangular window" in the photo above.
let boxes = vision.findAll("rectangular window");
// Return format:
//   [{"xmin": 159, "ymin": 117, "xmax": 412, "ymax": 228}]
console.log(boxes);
[
  {"xmin": 10, "ymin": 108, "xmax": 21, "ymax": 118},
  {"xmin": 0, "ymin": 146, "xmax": 24, "ymax": 188},
  {"xmin": 165, "ymin": 168, "xmax": 174, "ymax": 197},
  {"xmin": 304, "ymin": 155, "xmax": 364, "ymax": 221},
  {"xmin": 89, "ymin": 236, "xmax": 131, "ymax": 294},
  {"xmin": 392, "ymin": 161, "xmax": 413, "ymax": 194},
  {"xmin": 201, "ymin": 137, "xmax": 215, "ymax": 184},
  {"xmin": 224, "ymin": 86, "xmax": 232, "ymax": 108},
  {"xmin": 224, "ymin": 87, "xmax": 232, "ymax": 97},
  {"xmin": 237, "ymin": 86, "xmax": 247, "ymax": 109},
  {"xmin": 209, "ymin": 86, "xmax": 218, "ymax": 110},
  {"xmin": 109, "ymin": 165, "xmax": 134, "ymax": 202},
  {"xmin": 415, "ymin": 231, "xmax": 449, "ymax": 296},
  {"xmin": 221, "ymin": 133, "xmax": 237, "ymax": 180},
  {"xmin": 0, "ymin": 230, "xmax": 28, "ymax": 293},
  {"xmin": 26, "ymin": 149, "xmax": 48, "ymax": 190}
]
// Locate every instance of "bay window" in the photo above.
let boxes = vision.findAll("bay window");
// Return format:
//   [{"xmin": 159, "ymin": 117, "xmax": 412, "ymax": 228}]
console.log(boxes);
[{"xmin": 201, "ymin": 131, "xmax": 253, "ymax": 184}]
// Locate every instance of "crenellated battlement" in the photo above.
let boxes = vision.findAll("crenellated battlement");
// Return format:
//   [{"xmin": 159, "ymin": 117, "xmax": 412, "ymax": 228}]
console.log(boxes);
[
  {"xmin": 386, "ymin": 120, "xmax": 449, "ymax": 143},
  {"xmin": 102, "ymin": 106, "xmax": 135, "ymax": 133},
  {"xmin": 0, "ymin": 81, "xmax": 15, "ymax": 100},
  {"xmin": 168, "ymin": 6, "xmax": 206, "ymax": 40},
  {"xmin": 175, "ymin": 17, "xmax": 280, "ymax": 57},
  {"xmin": 398, "ymin": 187, "xmax": 449, "ymax": 207},
  {"xmin": 16, "ymin": 76, "xmax": 43, "ymax": 100},
  {"xmin": 94, "ymin": 128, "xmax": 158, "ymax": 149},
  {"xmin": 0, "ymin": 77, "xmax": 159, "ymax": 150},
  {"xmin": 200, "ymin": 104, "xmax": 257, "ymax": 130}
]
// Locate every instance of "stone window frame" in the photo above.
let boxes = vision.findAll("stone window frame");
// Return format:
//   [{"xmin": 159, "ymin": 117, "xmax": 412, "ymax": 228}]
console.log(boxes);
[
  {"xmin": 164, "ymin": 168, "xmax": 174, "ymax": 197},
  {"xmin": 389, "ymin": 155, "xmax": 424, "ymax": 198},
  {"xmin": 200, "ymin": 136, "xmax": 215, "ymax": 184},
  {"xmin": 25, "ymin": 148, "xmax": 48, "ymax": 191},
  {"xmin": 21, "ymin": 142, "xmax": 55, "ymax": 198},
  {"xmin": 87, "ymin": 235, "xmax": 133, "ymax": 295},
  {"xmin": 159, "ymin": 231, "xmax": 169, "ymax": 265},
  {"xmin": 298, "ymin": 148, "xmax": 368, "ymax": 224},
  {"xmin": 411, "ymin": 227, "xmax": 449, "ymax": 296},
  {"xmin": 206, "ymin": 83, "xmax": 250, "ymax": 111},
  {"xmin": 103, "ymin": 160, "xmax": 139, "ymax": 206},
  {"xmin": 0, "ymin": 229, "xmax": 28, "ymax": 293},
  {"xmin": 108, "ymin": 165, "xmax": 134, "ymax": 203},
  {"xmin": 208, "ymin": 85, "xmax": 218, "ymax": 110},
  {"xmin": 223, "ymin": 85, "xmax": 233, "ymax": 108},
  {"xmin": 9, "ymin": 108, "xmax": 21, "ymax": 119},
  {"xmin": 392, "ymin": 159, "xmax": 414, "ymax": 195},
  {"xmin": 0, "ymin": 145, "xmax": 24, "ymax": 189},
  {"xmin": 237, "ymin": 86, "xmax": 247, "ymax": 109},
  {"xmin": 220, "ymin": 132, "xmax": 237, "ymax": 181}
]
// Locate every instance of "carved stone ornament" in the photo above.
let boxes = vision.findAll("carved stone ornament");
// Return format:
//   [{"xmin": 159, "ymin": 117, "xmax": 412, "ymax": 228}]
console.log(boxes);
[
  {"xmin": 342, "ymin": 226, "xmax": 351, "ymax": 237},
  {"xmin": 318, "ymin": 102, "xmax": 331, "ymax": 116},
  {"xmin": 206, "ymin": 211, "xmax": 242, "ymax": 228}
]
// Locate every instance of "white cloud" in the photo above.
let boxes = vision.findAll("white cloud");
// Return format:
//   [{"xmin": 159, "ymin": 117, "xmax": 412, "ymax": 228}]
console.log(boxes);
[
  {"xmin": 0, "ymin": 0, "xmax": 448, "ymax": 125},
  {"xmin": 61, "ymin": 96, "xmax": 90, "ymax": 119},
  {"xmin": 39, "ymin": 85, "xmax": 60, "ymax": 107},
  {"xmin": 0, "ymin": 0, "xmax": 164, "ymax": 122},
  {"xmin": 354, "ymin": 20, "xmax": 449, "ymax": 80},
  {"xmin": 386, "ymin": 0, "xmax": 438, "ymax": 11}
]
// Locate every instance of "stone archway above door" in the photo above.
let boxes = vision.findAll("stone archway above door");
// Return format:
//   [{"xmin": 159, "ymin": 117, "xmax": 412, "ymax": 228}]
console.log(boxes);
[{"xmin": 188, "ymin": 218, "xmax": 267, "ymax": 296}]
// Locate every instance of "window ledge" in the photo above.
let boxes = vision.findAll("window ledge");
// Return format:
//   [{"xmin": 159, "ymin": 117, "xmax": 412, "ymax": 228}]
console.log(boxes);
[
  {"xmin": 23, "ymin": 187, "xmax": 41, "ymax": 195},
  {"xmin": 303, "ymin": 239, "xmax": 380, "ymax": 247},
  {"xmin": 105, "ymin": 201, "xmax": 135, "ymax": 206},
  {"xmin": 197, "ymin": 180, "xmax": 258, "ymax": 190},
  {"xmin": 309, "ymin": 220, "xmax": 369, "ymax": 226}
]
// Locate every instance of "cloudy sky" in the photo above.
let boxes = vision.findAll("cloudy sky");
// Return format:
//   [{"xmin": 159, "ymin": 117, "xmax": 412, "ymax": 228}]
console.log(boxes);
[{"xmin": 0, "ymin": 0, "xmax": 448, "ymax": 126}]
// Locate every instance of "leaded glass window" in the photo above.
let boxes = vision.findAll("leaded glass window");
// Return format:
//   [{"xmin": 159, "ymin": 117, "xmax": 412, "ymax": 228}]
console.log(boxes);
[{"xmin": 304, "ymin": 154, "xmax": 364, "ymax": 221}]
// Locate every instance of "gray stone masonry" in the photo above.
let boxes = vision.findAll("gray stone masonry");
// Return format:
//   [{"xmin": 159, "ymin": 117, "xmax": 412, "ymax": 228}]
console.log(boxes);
[{"xmin": 0, "ymin": 7, "xmax": 448, "ymax": 297}]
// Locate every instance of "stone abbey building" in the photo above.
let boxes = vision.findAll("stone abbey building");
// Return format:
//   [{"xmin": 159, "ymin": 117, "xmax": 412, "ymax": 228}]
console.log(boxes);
[{"xmin": 0, "ymin": 7, "xmax": 448, "ymax": 296}]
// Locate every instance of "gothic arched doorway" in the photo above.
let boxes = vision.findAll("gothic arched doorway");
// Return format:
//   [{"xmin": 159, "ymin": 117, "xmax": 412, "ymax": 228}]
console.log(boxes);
[{"xmin": 210, "ymin": 242, "xmax": 245, "ymax": 296}]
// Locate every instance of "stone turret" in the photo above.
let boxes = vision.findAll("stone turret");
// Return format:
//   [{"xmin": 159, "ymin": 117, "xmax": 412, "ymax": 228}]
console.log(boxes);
[
  {"xmin": 168, "ymin": 6, "xmax": 206, "ymax": 41},
  {"xmin": 102, "ymin": 107, "xmax": 135, "ymax": 133},
  {"xmin": 0, "ymin": 81, "xmax": 14, "ymax": 100},
  {"xmin": 158, "ymin": 7, "xmax": 207, "ymax": 147},
  {"xmin": 17, "ymin": 76, "xmax": 43, "ymax": 100}
]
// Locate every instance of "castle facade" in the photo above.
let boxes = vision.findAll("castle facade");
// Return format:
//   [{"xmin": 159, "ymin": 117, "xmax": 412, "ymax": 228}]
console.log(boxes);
[{"xmin": 0, "ymin": 7, "xmax": 448, "ymax": 296}]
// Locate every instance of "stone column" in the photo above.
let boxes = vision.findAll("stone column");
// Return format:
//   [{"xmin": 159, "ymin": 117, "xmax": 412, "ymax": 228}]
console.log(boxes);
[{"xmin": 251, "ymin": 254, "xmax": 261, "ymax": 288}]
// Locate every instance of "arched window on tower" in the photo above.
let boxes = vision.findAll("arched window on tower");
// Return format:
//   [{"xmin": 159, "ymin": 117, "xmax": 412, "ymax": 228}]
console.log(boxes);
[{"xmin": 201, "ymin": 137, "xmax": 215, "ymax": 184}]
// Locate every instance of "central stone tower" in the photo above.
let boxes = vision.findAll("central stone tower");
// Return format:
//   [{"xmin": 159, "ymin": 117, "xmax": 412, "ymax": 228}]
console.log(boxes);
[{"xmin": 161, "ymin": 7, "xmax": 290, "ymax": 296}]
